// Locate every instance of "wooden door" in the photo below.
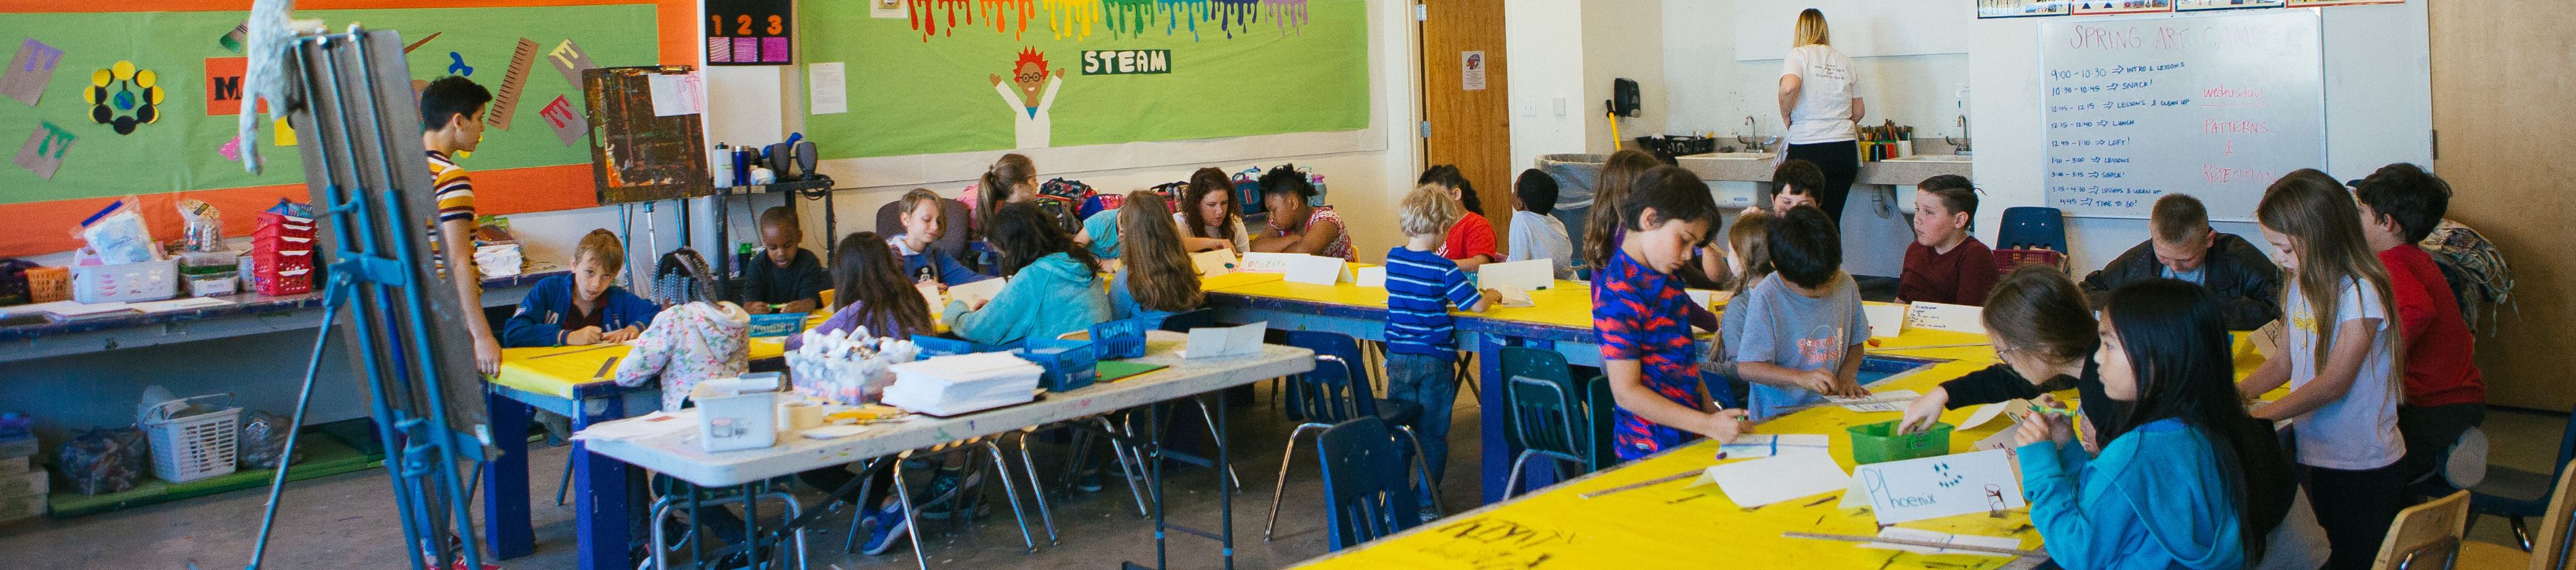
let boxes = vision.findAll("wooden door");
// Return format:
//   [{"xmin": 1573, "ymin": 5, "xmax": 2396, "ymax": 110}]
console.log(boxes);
[
  {"xmin": 2428, "ymin": 1, "xmax": 2576, "ymax": 411},
  {"xmin": 1420, "ymin": 0, "xmax": 1514, "ymax": 252}
]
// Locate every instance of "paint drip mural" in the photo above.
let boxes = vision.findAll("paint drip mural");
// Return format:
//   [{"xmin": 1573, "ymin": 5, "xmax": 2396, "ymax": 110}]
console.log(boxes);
[{"xmin": 912, "ymin": 0, "xmax": 1312, "ymax": 42}]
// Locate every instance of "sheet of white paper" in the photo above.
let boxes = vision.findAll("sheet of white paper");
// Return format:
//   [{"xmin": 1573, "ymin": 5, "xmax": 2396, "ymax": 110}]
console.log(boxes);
[
  {"xmin": 1863, "ymin": 303, "xmax": 1909, "ymax": 338},
  {"xmin": 1688, "ymin": 452, "xmax": 1849, "ymax": 507},
  {"xmin": 646, "ymin": 73, "xmax": 700, "ymax": 116},
  {"xmin": 44, "ymin": 301, "xmax": 136, "ymax": 318},
  {"xmin": 945, "ymin": 276, "xmax": 1007, "ymax": 308},
  {"xmin": 1191, "ymin": 249, "xmax": 1237, "ymax": 277},
  {"xmin": 1850, "ymin": 449, "xmax": 2026, "ymax": 524},
  {"xmin": 1971, "ymin": 428, "xmax": 2021, "ymax": 452},
  {"xmin": 1477, "ymin": 259, "xmax": 1554, "ymax": 292},
  {"xmin": 915, "ymin": 283, "xmax": 943, "ymax": 315},
  {"xmin": 1907, "ymin": 301, "xmax": 1987, "ymax": 333},
  {"xmin": 807, "ymin": 62, "xmax": 848, "ymax": 115},
  {"xmin": 1353, "ymin": 266, "xmax": 1387, "ymax": 288},
  {"xmin": 1954, "ymin": 400, "xmax": 2032, "ymax": 432},
  {"xmin": 1491, "ymin": 286, "xmax": 1536, "ymax": 308},
  {"xmin": 1719, "ymin": 434, "xmax": 1832, "ymax": 459},
  {"xmin": 1182, "ymin": 321, "xmax": 1266, "ymax": 359},
  {"xmin": 1281, "ymin": 256, "xmax": 1345, "ymax": 285},
  {"xmin": 1, "ymin": 300, "xmax": 81, "ymax": 318},
  {"xmin": 1237, "ymin": 252, "xmax": 1303, "ymax": 274},
  {"xmin": 573, "ymin": 410, "xmax": 697, "ymax": 441},
  {"xmin": 1685, "ymin": 289, "xmax": 1732, "ymax": 311},
  {"xmin": 1830, "ymin": 390, "xmax": 1919, "ymax": 413},
  {"xmin": 1862, "ymin": 527, "xmax": 2023, "ymax": 558},
  {"xmin": 130, "ymin": 297, "xmax": 236, "ymax": 313}
]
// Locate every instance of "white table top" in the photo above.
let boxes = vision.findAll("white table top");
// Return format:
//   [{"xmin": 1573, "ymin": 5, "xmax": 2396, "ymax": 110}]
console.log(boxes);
[{"xmin": 580, "ymin": 331, "xmax": 1315, "ymax": 487}]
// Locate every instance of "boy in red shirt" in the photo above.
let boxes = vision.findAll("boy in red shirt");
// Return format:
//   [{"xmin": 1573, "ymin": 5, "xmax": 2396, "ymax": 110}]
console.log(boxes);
[
  {"xmin": 2351, "ymin": 162, "xmax": 2484, "ymax": 482},
  {"xmin": 1899, "ymin": 175, "xmax": 1998, "ymax": 306}
]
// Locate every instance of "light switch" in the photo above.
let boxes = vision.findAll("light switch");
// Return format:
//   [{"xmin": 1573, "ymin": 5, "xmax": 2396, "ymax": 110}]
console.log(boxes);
[
  {"xmin": 1552, "ymin": 97, "xmax": 1567, "ymax": 117},
  {"xmin": 1519, "ymin": 101, "xmax": 1536, "ymax": 117}
]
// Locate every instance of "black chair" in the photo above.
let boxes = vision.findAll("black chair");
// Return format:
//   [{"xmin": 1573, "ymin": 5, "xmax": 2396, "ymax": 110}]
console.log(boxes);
[
  {"xmin": 1157, "ymin": 309, "xmax": 1221, "ymax": 332},
  {"xmin": 1499, "ymin": 347, "xmax": 1589, "ymax": 498},
  {"xmin": 1262, "ymin": 356, "xmax": 1436, "ymax": 542},
  {"xmin": 873, "ymin": 197, "xmax": 974, "ymax": 264},
  {"xmin": 1316, "ymin": 416, "xmax": 1426, "ymax": 551}
]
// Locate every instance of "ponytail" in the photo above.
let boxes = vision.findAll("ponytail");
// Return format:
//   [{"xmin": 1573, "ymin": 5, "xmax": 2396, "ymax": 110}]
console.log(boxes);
[{"xmin": 977, "ymin": 154, "xmax": 1038, "ymax": 237}]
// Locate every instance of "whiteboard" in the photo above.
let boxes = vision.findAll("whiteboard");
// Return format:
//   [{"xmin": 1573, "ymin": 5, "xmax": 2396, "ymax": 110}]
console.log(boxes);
[
  {"xmin": 1733, "ymin": 0, "xmax": 1975, "ymax": 61},
  {"xmin": 2041, "ymin": 9, "xmax": 2324, "ymax": 221}
]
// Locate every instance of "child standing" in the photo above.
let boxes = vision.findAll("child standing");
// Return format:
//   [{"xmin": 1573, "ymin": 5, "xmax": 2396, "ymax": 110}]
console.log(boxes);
[
  {"xmin": 1385, "ymin": 185, "xmax": 1499, "ymax": 514},
  {"xmin": 2349, "ymin": 163, "xmax": 2485, "ymax": 482},
  {"xmin": 1734, "ymin": 204, "xmax": 1871, "ymax": 420},
  {"xmin": 1112, "ymin": 191, "xmax": 1204, "ymax": 323},
  {"xmin": 1596, "ymin": 165, "xmax": 1748, "ymax": 462},
  {"xmin": 945, "ymin": 202, "xmax": 1113, "ymax": 344},
  {"xmin": 501, "ymin": 229, "xmax": 660, "ymax": 347},
  {"xmin": 790, "ymin": 232, "xmax": 937, "ymax": 352},
  {"xmin": 1899, "ymin": 175, "xmax": 1998, "ymax": 306},
  {"xmin": 613, "ymin": 249, "xmax": 749, "ymax": 412},
  {"xmin": 741, "ymin": 206, "xmax": 829, "ymax": 315},
  {"xmin": 1419, "ymin": 165, "xmax": 1498, "ymax": 271},
  {"xmin": 2238, "ymin": 169, "xmax": 2406, "ymax": 570},
  {"xmin": 1504, "ymin": 169, "xmax": 1575, "ymax": 279},
  {"xmin": 419, "ymin": 76, "xmax": 505, "ymax": 377}
]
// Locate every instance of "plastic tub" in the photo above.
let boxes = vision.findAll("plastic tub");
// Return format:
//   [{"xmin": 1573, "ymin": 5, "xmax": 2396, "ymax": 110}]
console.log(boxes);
[
  {"xmin": 1847, "ymin": 420, "xmax": 1951, "ymax": 465},
  {"xmin": 1015, "ymin": 338, "xmax": 1099, "ymax": 393},
  {"xmin": 1088, "ymin": 316, "xmax": 1154, "ymax": 359}
]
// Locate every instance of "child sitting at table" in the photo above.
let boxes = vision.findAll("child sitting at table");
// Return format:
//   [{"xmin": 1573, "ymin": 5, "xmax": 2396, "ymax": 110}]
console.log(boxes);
[
  {"xmin": 1760, "ymin": 160, "xmax": 1825, "ymax": 215},
  {"xmin": 1504, "ymin": 168, "xmax": 1575, "ymax": 279},
  {"xmin": 887, "ymin": 188, "xmax": 991, "ymax": 288},
  {"xmin": 2349, "ymin": 163, "xmax": 2485, "ymax": 484},
  {"xmin": 1898, "ymin": 175, "xmax": 1998, "ymax": 306},
  {"xmin": 1385, "ymin": 185, "xmax": 1500, "ymax": 515},
  {"xmin": 742, "ymin": 206, "xmax": 830, "ymax": 315},
  {"xmin": 1112, "ymin": 191, "xmax": 1204, "ymax": 323},
  {"xmin": 1896, "ymin": 265, "xmax": 2120, "ymax": 440},
  {"xmin": 612, "ymin": 249, "xmax": 749, "ymax": 413},
  {"xmin": 2015, "ymin": 279, "xmax": 2305, "ymax": 570},
  {"xmin": 501, "ymin": 229, "xmax": 660, "ymax": 347},
  {"xmin": 1418, "ymin": 165, "xmax": 1497, "ymax": 271},
  {"xmin": 789, "ymin": 232, "xmax": 937, "ymax": 353},
  {"xmin": 1733, "ymin": 204, "xmax": 1869, "ymax": 420},
  {"xmin": 1176, "ymin": 167, "xmax": 1248, "ymax": 254},
  {"xmin": 1248, "ymin": 164, "xmax": 1355, "ymax": 261},
  {"xmin": 1706, "ymin": 209, "xmax": 1776, "ymax": 410},
  {"xmin": 1596, "ymin": 165, "xmax": 1748, "ymax": 462},
  {"xmin": 945, "ymin": 202, "xmax": 1113, "ymax": 344}
]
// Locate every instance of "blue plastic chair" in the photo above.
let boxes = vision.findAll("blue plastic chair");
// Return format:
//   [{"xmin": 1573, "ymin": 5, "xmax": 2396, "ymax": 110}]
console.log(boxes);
[
  {"xmin": 1584, "ymin": 375, "xmax": 1619, "ymax": 472},
  {"xmin": 1315, "ymin": 416, "xmax": 1426, "ymax": 551},
  {"xmin": 1283, "ymin": 330, "xmax": 1422, "ymax": 425},
  {"xmin": 2457, "ymin": 403, "xmax": 2576, "ymax": 551},
  {"xmin": 1500, "ymin": 347, "xmax": 1591, "ymax": 498},
  {"xmin": 1996, "ymin": 207, "xmax": 2068, "ymax": 252},
  {"xmin": 1262, "ymin": 356, "xmax": 1436, "ymax": 542}
]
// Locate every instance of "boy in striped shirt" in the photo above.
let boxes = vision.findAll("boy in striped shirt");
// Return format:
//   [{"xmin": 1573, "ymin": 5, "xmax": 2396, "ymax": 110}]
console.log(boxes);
[
  {"xmin": 420, "ymin": 76, "xmax": 503, "ymax": 377},
  {"xmin": 1383, "ymin": 185, "xmax": 1497, "ymax": 519}
]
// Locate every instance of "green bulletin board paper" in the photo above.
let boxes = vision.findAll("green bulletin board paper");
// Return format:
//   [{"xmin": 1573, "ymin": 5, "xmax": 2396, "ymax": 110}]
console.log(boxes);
[
  {"xmin": 0, "ymin": 5, "xmax": 657, "ymax": 206},
  {"xmin": 799, "ymin": 0, "xmax": 1370, "ymax": 160}
]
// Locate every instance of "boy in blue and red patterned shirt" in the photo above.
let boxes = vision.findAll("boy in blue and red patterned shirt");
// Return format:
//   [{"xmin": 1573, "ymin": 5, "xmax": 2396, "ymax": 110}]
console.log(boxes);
[
  {"xmin": 1385, "ymin": 185, "xmax": 1497, "ymax": 516},
  {"xmin": 1594, "ymin": 166, "xmax": 1750, "ymax": 462}
]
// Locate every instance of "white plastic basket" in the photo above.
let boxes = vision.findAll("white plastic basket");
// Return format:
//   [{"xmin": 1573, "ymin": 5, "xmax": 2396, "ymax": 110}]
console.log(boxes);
[{"xmin": 143, "ymin": 394, "xmax": 241, "ymax": 484}]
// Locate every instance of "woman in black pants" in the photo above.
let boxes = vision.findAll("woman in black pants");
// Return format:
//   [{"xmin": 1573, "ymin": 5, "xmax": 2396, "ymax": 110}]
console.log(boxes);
[{"xmin": 1776, "ymin": 9, "xmax": 1864, "ymax": 224}]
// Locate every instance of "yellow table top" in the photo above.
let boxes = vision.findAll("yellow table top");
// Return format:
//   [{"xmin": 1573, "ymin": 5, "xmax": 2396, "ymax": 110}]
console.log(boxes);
[
  {"xmin": 1295, "ymin": 326, "xmax": 2285, "ymax": 569},
  {"xmin": 491, "ymin": 313, "xmax": 809, "ymax": 400}
]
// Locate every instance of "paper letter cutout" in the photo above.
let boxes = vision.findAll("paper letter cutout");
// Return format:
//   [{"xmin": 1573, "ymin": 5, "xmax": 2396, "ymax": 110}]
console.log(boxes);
[
  {"xmin": 486, "ymin": 38, "xmax": 539, "ymax": 130},
  {"xmin": 546, "ymin": 39, "xmax": 598, "ymax": 88},
  {"xmin": 1, "ymin": 38, "xmax": 64, "ymax": 106},
  {"xmin": 14, "ymin": 121, "xmax": 75, "ymax": 179},
  {"xmin": 539, "ymin": 95, "xmax": 583, "ymax": 146}
]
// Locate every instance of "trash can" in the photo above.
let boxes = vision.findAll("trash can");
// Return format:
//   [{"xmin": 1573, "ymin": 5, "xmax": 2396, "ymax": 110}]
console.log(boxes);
[{"xmin": 1536, "ymin": 153, "xmax": 1608, "ymax": 258}]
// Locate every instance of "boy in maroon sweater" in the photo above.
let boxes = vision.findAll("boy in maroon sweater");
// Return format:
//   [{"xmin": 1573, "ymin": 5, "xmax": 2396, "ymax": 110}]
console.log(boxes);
[
  {"xmin": 1899, "ymin": 175, "xmax": 1998, "ymax": 306},
  {"xmin": 2351, "ymin": 163, "xmax": 2485, "ymax": 482}
]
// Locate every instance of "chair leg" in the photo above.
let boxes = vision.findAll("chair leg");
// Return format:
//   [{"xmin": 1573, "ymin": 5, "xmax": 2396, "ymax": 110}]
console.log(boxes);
[
  {"xmin": 1263, "ymin": 424, "xmax": 1326, "ymax": 542},
  {"xmin": 1502, "ymin": 449, "xmax": 1539, "ymax": 500},
  {"xmin": 1395, "ymin": 425, "xmax": 1443, "ymax": 517},
  {"xmin": 555, "ymin": 451, "xmax": 576, "ymax": 507},
  {"xmin": 891, "ymin": 457, "xmax": 932, "ymax": 570},
  {"xmin": 1012, "ymin": 432, "xmax": 1060, "ymax": 544},
  {"xmin": 980, "ymin": 441, "xmax": 1040, "ymax": 554},
  {"xmin": 2514, "ymin": 516, "xmax": 2534, "ymax": 551},
  {"xmin": 1097, "ymin": 416, "xmax": 1153, "ymax": 517},
  {"xmin": 761, "ymin": 491, "xmax": 811, "ymax": 570},
  {"xmin": 1188, "ymin": 398, "xmax": 1245, "ymax": 492}
]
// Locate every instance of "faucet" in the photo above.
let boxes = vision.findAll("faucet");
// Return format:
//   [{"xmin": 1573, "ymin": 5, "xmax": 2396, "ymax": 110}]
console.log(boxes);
[
  {"xmin": 1944, "ymin": 115, "xmax": 1974, "ymax": 155},
  {"xmin": 1736, "ymin": 116, "xmax": 1767, "ymax": 152}
]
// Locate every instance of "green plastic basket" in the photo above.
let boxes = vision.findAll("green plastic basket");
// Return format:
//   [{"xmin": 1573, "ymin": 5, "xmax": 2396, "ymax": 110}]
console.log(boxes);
[{"xmin": 1847, "ymin": 420, "xmax": 1952, "ymax": 465}]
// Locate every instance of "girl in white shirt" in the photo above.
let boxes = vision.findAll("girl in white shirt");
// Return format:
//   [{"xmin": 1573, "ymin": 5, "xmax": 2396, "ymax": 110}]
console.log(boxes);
[
  {"xmin": 2238, "ymin": 169, "xmax": 2406, "ymax": 570},
  {"xmin": 1777, "ymin": 9, "xmax": 1864, "ymax": 223}
]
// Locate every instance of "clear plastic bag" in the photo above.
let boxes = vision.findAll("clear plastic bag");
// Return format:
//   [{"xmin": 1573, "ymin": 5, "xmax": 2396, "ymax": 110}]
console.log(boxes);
[
  {"xmin": 175, "ymin": 199, "xmax": 224, "ymax": 253},
  {"xmin": 76, "ymin": 197, "xmax": 160, "ymax": 265},
  {"xmin": 57, "ymin": 427, "xmax": 151, "ymax": 495}
]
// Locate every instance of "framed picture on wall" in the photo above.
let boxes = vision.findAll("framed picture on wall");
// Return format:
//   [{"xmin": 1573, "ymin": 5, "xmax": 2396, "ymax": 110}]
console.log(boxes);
[
  {"xmin": 2175, "ymin": 0, "xmax": 2287, "ymax": 11},
  {"xmin": 1980, "ymin": 0, "xmax": 2073, "ymax": 19},
  {"xmin": 706, "ymin": 0, "xmax": 791, "ymax": 66},
  {"xmin": 2072, "ymin": 0, "xmax": 2174, "ymax": 15}
]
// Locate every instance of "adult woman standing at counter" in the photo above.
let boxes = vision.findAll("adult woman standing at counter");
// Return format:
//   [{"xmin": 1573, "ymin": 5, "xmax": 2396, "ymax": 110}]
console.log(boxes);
[{"xmin": 1777, "ymin": 8, "xmax": 1864, "ymax": 224}]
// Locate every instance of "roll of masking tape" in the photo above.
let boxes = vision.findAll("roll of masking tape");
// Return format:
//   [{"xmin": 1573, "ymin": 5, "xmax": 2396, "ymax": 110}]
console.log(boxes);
[{"xmin": 776, "ymin": 401, "xmax": 826, "ymax": 434}]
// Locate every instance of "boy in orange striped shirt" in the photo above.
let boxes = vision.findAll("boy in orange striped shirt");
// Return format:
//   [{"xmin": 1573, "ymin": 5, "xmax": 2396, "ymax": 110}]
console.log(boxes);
[{"xmin": 421, "ymin": 76, "xmax": 503, "ymax": 376}]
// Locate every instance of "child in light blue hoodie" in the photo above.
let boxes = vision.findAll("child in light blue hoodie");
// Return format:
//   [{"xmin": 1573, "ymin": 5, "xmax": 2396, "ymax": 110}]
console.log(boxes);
[
  {"xmin": 2012, "ymin": 279, "xmax": 2307, "ymax": 570},
  {"xmin": 945, "ymin": 202, "xmax": 1113, "ymax": 345}
]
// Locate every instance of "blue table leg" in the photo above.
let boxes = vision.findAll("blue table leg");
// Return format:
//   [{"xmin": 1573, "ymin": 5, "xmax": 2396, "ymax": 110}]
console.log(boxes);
[
  {"xmin": 482, "ymin": 388, "xmax": 535, "ymax": 559},
  {"xmin": 575, "ymin": 395, "xmax": 634, "ymax": 570},
  {"xmin": 1477, "ymin": 333, "xmax": 1511, "ymax": 504}
]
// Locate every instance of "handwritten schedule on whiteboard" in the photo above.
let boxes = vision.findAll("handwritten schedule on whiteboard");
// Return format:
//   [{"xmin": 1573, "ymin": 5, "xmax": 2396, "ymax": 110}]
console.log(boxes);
[{"xmin": 2041, "ymin": 10, "xmax": 2321, "ymax": 220}]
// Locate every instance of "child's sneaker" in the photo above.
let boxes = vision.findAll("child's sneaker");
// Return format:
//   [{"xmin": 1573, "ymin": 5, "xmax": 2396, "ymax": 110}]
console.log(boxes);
[
  {"xmin": 915, "ymin": 467, "xmax": 987, "ymax": 520},
  {"xmin": 1074, "ymin": 467, "xmax": 1104, "ymax": 493},
  {"xmin": 859, "ymin": 504, "xmax": 912, "ymax": 556}
]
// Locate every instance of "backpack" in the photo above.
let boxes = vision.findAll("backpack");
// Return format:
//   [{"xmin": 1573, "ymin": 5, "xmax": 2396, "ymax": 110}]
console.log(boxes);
[{"xmin": 2418, "ymin": 219, "xmax": 2514, "ymax": 333}]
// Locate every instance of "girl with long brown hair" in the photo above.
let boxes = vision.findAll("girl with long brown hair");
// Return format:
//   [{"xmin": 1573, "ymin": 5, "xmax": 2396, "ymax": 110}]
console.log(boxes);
[
  {"xmin": 1177, "ymin": 167, "xmax": 1248, "ymax": 253},
  {"xmin": 1112, "ymin": 192, "xmax": 1204, "ymax": 321}
]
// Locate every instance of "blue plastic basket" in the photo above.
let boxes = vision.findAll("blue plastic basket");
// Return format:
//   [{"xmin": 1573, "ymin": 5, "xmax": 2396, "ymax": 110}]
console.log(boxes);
[
  {"xmin": 910, "ymin": 334, "xmax": 1018, "ymax": 358},
  {"xmin": 1089, "ymin": 317, "xmax": 1154, "ymax": 359},
  {"xmin": 746, "ymin": 313, "xmax": 806, "ymax": 337},
  {"xmin": 1017, "ymin": 338, "xmax": 1100, "ymax": 392}
]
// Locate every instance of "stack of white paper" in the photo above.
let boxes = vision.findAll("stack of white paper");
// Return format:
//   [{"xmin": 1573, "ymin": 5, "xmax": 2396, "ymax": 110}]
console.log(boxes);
[{"xmin": 882, "ymin": 352, "xmax": 1042, "ymax": 416}]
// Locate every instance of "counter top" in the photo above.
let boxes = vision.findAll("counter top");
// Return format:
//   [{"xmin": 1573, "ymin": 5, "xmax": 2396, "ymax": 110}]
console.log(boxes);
[
  {"xmin": 0, "ymin": 266, "xmax": 565, "ymax": 361},
  {"xmin": 1676, "ymin": 152, "xmax": 1973, "ymax": 187}
]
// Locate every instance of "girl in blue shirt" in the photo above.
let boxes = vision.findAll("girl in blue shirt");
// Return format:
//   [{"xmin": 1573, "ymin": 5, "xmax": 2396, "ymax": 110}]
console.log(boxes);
[
  {"xmin": 2013, "ymin": 279, "xmax": 2300, "ymax": 570},
  {"xmin": 1108, "ymin": 191, "xmax": 1202, "ymax": 323}
]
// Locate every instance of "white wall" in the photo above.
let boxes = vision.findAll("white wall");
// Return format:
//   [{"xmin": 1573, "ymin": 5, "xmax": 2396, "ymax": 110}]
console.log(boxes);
[
  {"xmin": 1505, "ymin": 0, "xmax": 1588, "ymax": 171},
  {"xmin": 1661, "ymin": 0, "xmax": 1972, "ymax": 153},
  {"xmin": 1584, "ymin": 0, "xmax": 1668, "ymax": 155}
]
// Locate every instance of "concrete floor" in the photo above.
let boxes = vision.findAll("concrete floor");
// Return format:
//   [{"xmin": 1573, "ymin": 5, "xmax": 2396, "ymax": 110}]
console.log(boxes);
[{"xmin": 0, "ymin": 392, "xmax": 2563, "ymax": 569}]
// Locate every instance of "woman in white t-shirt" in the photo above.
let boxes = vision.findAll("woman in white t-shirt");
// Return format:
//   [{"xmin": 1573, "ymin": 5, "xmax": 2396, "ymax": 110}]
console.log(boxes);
[
  {"xmin": 1175, "ymin": 167, "xmax": 1250, "ymax": 253},
  {"xmin": 1777, "ymin": 9, "xmax": 1864, "ymax": 224},
  {"xmin": 2238, "ymin": 170, "xmax": 2406, "ymax": 570}
]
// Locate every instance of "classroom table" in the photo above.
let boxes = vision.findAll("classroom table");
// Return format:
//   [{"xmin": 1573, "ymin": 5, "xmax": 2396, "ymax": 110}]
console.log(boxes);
[
  {"xmin": 564, "ymin": 331, "xmax": 1314, "ymax": 570},
  {"xmin": 1286, "ymin": 321, "xmax": 2282, "ymax": 569},
  {"xmin": 0, "ymin": 268, "xmax": 563, "ymax": 363},
  {"xmin": 479, "ymin": 321, "xmax": 799, "ymax": 561}
]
